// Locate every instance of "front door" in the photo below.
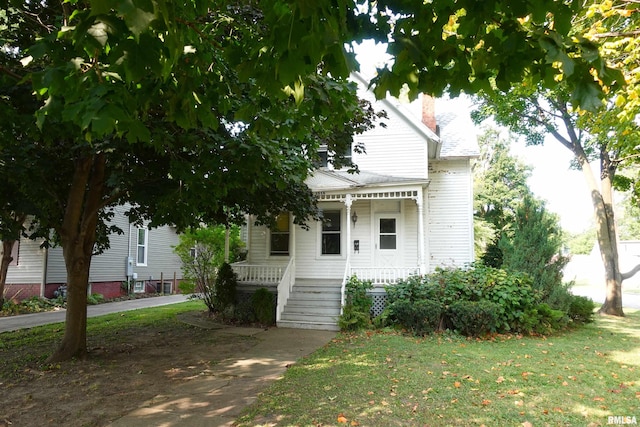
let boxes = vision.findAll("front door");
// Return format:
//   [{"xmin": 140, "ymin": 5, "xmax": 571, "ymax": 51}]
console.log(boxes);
[{"xmin": 374, "ymin": 214, "xmax": 402, "ymax": 268}]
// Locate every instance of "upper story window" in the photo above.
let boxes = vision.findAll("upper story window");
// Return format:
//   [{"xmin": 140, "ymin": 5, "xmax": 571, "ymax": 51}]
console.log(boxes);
[
  {"xmin": 321, "ymin": 210, "xmax": 341, "ymax": 255},
  {"xmin": 136, "ymin": 227, "xmax": 148, "ymax": 266},
  {"xmin": 270, "ymin": 213, "xmax": 290, "ymax": 256},
  {"xmin": 316, "ymin": 144, "xmax": 352, "ymax": 169}
]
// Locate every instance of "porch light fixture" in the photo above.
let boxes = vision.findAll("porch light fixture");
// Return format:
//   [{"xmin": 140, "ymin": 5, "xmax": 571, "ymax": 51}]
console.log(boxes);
[{"xmin": 351, "ymin": 211, "xmax": 358, "ymax": 227}]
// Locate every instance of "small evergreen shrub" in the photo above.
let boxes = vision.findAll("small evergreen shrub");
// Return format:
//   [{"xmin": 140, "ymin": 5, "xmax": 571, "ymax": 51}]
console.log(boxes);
[
  {"xmin": 567, "ymin": 295, "xmax": 596, "ymax": 324},
  {"xmin": 214, "ymin": 262, "xmax": 238, "ymax": 313},
  {"xmin": 448, "ymin": 300, "xmax": 499, "ymax": 337},
  {"xmin": 338, "ymin": 276, "xmax": 373, "ymax": 331},
  {"xmin": 251, "ymin": 288, "xmax": 275, "ymax": 325}
]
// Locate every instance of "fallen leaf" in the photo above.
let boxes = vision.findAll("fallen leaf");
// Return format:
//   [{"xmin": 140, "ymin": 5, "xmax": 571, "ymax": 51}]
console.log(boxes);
[
  {"xmin": 496, "ymin": 376, "xmax": 505, "ymax": 383},
  {"xmin": 562, "ymin": 381, "xmax": 569, "ymax": 386},
  {"xmin": 481, "ymin": 399, "xmax": 492, "ymax": 406},
  {"xmin": 522, "ymin": 422, "xmax": 533, "ymax": 427},
  {"xmin": 454, "ymin": 381, "xmax": 461, "ymax": 388},
  {"xmin": 593, "ymin": 396, "xmax": 605, "ymax": 402},
  {"xmin": 337, "ymin": 414, "xmax": 348, "ymax": 423},
  {"xmin": 350, "ymin": 421, "xmax": 360, "ymax": 426}
]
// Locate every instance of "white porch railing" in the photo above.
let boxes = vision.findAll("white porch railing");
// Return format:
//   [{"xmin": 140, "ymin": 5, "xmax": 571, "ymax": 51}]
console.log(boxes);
[
  {"xmin": 231, "ymin": 260, "xmax": 294, "ymax": 323},
  {"xmin": 276, "ymin": 258, "xmax": 295, "ymax": 322},
  {"xmin": 349, "ymin": 267, "xmax": 420, "ymax": 285},
  {"xmin": 340, "ymin": 260, "xmax": 351, "ymax": 314},
  {"xmin": 232, "ymin": 263, "xmax": 285, "ymax": 284}
]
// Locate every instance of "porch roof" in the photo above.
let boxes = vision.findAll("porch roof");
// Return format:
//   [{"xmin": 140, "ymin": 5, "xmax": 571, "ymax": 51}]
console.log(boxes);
[{"xmin": 306, "ymin": 169, "xmax": 428, "ymax": 193}]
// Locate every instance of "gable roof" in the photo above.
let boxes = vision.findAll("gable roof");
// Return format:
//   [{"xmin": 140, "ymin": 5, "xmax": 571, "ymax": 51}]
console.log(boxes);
[{"xmin": 351, "ymin": 72, "xmax": 479, "ymax": 160}]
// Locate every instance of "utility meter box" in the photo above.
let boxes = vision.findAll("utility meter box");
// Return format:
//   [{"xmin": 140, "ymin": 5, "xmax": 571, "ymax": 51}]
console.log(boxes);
[{"xmin": 126, "ymin": 256, "xmax": 134, "ymax": 277}]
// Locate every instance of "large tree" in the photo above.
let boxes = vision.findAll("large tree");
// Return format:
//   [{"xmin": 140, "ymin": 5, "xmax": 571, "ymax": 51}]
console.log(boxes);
[
  {"xmin": 472, "ymin": 0, "xmax": 640, "ymax": 316},
  {"xmin": 0, "ymin": 0, "xmax": 623, "ymax": 362}
]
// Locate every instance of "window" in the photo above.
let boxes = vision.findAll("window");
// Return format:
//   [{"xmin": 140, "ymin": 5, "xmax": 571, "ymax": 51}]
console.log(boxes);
[
  {"xmin": 189, "ymin": 247, "xmax": 197, "ymax": 259},
  {"xmin": 379, "ymin": 218, "xmax": 397, "ymax": 250},
  {"xmin": 321, "ymin": 210, "xmax": 341, "ymax": 255},
  {"xmin": 133, "ymin": 281, "xmax": 145, "ymax": 293},
  {"xmin": 270, "ymin": 213, "xmax": 290, "ymax": 256},
  {"xmin": 136, "ymin": 228, "xmax": 148, "ymax": 266}
]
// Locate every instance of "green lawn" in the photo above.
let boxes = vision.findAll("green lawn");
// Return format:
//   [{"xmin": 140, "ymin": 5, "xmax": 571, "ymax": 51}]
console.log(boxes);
[{"xmin": 238, "ymin": 311, "xmax": 640, "ymax": 427}]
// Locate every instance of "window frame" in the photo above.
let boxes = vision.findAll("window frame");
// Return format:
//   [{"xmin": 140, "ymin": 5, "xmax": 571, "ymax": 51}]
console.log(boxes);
[
  {"xmin": 269, "ymin": 213, "xmax": 290, "ymax": 256},
  {"xmin": 319, "ymin": 209, "xmax": 342, "ymax": 256},
  {"xmin": 133, "ymin": 280, "xmax": 145, "ymax": 293},
  {"xmin": 136, "ymin": 227, "xmax": 148, "ymax": 266}
]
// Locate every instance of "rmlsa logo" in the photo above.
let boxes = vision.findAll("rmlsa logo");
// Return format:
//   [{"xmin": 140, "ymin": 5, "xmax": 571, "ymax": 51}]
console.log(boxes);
[{"xmin": 608, "ymin": 416, "xmax": 638, "ymax": 425}]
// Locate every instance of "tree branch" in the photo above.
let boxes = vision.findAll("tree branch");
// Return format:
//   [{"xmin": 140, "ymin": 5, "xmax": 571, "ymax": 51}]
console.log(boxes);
[
  {"xmin": 590, "ymin": 29, "xmax": 640, "ymax": 38},
  {"xmin": 621, "ymin": 263, "xmax": 640, "ymax": 281}
]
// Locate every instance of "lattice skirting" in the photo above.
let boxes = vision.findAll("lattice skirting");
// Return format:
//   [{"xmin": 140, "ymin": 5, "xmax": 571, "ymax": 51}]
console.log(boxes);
[{"xmin": 370, "ymin": 291, "xmax": 388, "ymax": 317}]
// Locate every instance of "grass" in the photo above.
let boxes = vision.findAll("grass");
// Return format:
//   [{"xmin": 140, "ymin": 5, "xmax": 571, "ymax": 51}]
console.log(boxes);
[
  {"xmin": 237, "ymin": 310, "xmax": 640, "ymax": 427},
  {"xmin": 0, "ymin": 300, "xmax": 205, "ymax": 373}
]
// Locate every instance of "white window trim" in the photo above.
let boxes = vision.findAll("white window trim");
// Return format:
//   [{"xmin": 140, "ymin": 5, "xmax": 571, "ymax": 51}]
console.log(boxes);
[
  {"xmin": 136, "ymin": 227, "xmax": 148, "ymax": 266},
  {"xmin": 133, "ymin": 280, "xmax": 145, "ymax": 293},
  {"xmin": 268, "ymin": 213, "xmax": 291, "ymax": 257},
  {"xmin": 316, "ymin": 208, "xmax": 345, "ymax": 258}
]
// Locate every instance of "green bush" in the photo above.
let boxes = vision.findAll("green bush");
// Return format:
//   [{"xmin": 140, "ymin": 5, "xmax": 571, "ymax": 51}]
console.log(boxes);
[
  {"xmin": 214, "ymin": 262, "xmax": 238, "ymax": 312},
  {"xmin": 338, "ymin": 276, "xmax": 373, "ymax": 331},
  {"xmin": 532, "ymin": 303, "xmax": 568, "ymax": 335},
  {"xmin": 567, "ymin": 295, "xmax": 596, "ymax": 324},
  {"xmin": 448, "ymin": 300, "xmax": 499, "ymax": 337},
  {"xmin": 86, "ymin": 293, "xmax": 105, "ymax": 305},
  {"xmin": 251, "ymin": 288, "xmax": 275, "ymax": 325},
  {"xmin": 386, "ymin": 299, "xmax": 442, "ymax": 336}
]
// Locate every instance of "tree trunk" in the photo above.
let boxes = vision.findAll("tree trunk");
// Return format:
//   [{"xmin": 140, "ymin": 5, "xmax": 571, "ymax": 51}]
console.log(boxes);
[
  {"xmin": 576, "ymin": 147, "xmax": 624, "ymax": 316},
  {"xmin": 596, "ymin": 150, "xmax": 624, "ymax": 316},
  {"xmin": 0, "ymin": 240, "xmax": 16, "ymax": 307},
  {"xmin": 47, "ymin": 154, "xmax": 106, "ymax": 362}
]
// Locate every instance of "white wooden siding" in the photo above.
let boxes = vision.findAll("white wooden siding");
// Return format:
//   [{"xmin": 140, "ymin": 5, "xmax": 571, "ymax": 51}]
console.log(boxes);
[
  {"xmin": 352, "ymin": 106, "xmax": 428, "ymax": 179},
  {"xmin": 427, "ymin": 159, "xmax": 475, "ymax": 268},
  {"xmin": 3, "ymin": 238, "xmax": 45, "ymax": 284}
]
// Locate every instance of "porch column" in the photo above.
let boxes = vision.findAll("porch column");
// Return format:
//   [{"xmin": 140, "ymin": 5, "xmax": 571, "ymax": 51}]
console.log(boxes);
[
  {"xmin": 416, "ymin": 192, "xmax": 426, "ymax": 274},
  {"xmin": 344, "ymin": 194, "xmax": 353, "ymax": 258}
]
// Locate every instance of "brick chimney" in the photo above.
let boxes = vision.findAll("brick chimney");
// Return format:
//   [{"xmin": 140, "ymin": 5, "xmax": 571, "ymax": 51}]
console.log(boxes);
[{"xmin": 421, "ymin": 94, "xmax": 437, "ymax": 134}]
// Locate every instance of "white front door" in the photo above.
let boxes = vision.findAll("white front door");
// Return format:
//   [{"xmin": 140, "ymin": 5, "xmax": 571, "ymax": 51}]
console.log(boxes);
[{"xmin": 374, "ymin": 214, "xmax": 402, "ymax": 267}]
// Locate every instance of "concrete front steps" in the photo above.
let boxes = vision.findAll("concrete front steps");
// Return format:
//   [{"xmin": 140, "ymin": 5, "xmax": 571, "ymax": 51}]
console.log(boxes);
[{"xmin": 277, "ymin": 279, "xmax": 342, "ymax": 331}]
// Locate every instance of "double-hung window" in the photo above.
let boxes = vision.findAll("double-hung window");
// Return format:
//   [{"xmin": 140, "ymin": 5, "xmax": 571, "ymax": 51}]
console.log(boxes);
[
  {"xmin": 136, "ymin": 228, "xmax": 148, "ymax": 266},
  {"xmin": 270, "ymin": 213, "xmax": 290, "ymax": 256},
  {"xmin": 321, "ymin": 210, "xmax": 341, "ymax": 255}
]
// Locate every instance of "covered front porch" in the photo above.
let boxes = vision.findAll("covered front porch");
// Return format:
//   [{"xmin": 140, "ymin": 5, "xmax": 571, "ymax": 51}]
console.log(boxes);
[{"xmin": 234, "ymin": 175, "xmax": 428, "ymax": 329}]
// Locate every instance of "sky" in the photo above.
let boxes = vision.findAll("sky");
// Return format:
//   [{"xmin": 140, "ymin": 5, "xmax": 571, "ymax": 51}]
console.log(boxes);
[{"xmin": 354, "ymin": 40, "xmax": 596, "ymax": 234}]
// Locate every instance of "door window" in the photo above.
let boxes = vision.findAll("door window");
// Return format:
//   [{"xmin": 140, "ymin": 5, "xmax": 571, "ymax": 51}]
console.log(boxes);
[{"xmin": 379, "ymin": 218, "xmax": 397, "ymax": 250}]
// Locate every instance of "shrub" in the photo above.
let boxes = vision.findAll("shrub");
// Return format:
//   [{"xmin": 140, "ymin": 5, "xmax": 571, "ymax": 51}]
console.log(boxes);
[
  {"xmin": 567, "ymin": 295, "xmax": 596, "ymax": 324},
  {"xmin": 214, "ymin": 262, "xmax": 238, "ymax": 313},
  {"xmin": 86, "ymin": 293, "xmax": 105, "ymax": 305},
  {"xmin": 252, "ymin": 288, "xmax": 275, "ymax": 325},
  {"xmin": 448, "ymin": 300, "xmax": 499, "ymax": 337},
  {"xmin": 386, "ymin": 299, "xmax": 442, "ymax": 336},
  {"xmin": 338, "ymin": 276, "xmax": 373, "ymax": 331},
  {"xmin": 532, "ymin": 303, "xmax": 568, "ymax": 335}
]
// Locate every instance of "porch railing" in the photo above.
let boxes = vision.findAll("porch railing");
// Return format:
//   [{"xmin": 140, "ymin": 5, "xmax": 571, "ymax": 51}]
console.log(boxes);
[
  {"xmin": 232, "ymin": 262, "xmax": 285, "ymax": 284},
  {"xmin": 349, "ymin": 267, "xmax": 420, "ymax": 286},
  {"xmin": 276, "ymin": 258, "xmax": 295, "ymax": 322}
]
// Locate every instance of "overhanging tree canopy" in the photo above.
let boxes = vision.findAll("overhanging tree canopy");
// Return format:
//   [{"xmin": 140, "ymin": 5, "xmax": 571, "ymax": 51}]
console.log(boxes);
[{"xmin": 0, "ymin": 0, "xmax": 625, "ymax": 361}]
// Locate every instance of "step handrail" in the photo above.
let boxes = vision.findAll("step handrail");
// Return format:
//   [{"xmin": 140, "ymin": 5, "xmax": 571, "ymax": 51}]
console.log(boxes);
[{"xmin": 276, "ymin": 257, "xmax": 295, "ymax": 322}]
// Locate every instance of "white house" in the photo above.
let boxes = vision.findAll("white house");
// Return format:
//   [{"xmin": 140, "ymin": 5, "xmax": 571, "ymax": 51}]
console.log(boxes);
[{"xmin": 232, "ymin": 73, "xmax": 480, "ymax": 330}]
